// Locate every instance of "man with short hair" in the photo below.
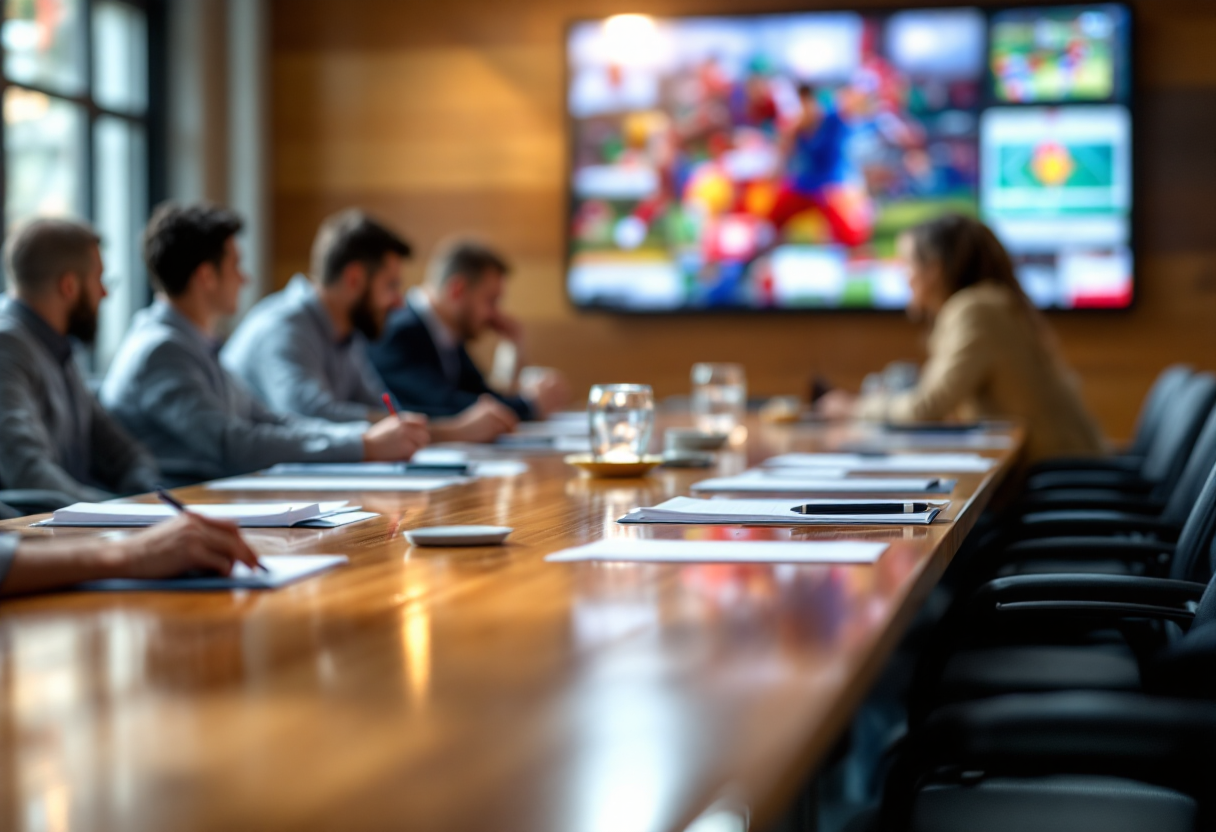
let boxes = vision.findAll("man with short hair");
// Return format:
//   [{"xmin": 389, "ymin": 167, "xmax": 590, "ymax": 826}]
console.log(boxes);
[
  {"xmin": 0, "ymin": 218, "xmax": 160, "ymax": 501},
  {"xmin": 222, "ymin": 210, "xmax": 518, "ymax": 442},
  {"xmin": 102, "ymin": 202, "xmax": 429, "ymax": 486},
  {"xmin": 368, "ymin": 239, "xmax": 568, "ymax": 421}
]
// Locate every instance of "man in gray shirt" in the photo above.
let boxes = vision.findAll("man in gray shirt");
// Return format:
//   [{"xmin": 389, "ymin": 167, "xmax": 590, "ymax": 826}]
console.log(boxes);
[
  {"xmin": 222, "ymin": 209, "xmax": 518, "ymax": 442},
  {"xmin": 0, "ymin": 219, "xmax": 159, "ymax": 502},
  {"xmin": 102, "ymin": 202, "xmax": 429, "ymax": 486}
]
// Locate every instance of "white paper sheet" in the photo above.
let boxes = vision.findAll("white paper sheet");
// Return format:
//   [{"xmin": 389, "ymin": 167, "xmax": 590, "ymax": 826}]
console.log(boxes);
[
  {"xmin": 207, "ymin": 477, "xmax": 464, "ymax": 492},
  {"xmin": 763, "ymin": 453, "xmax": 996, "ymax": 473},
  {"xmin": 38, "ymin": 501, "xmax": 352, "ymax": 528},
  {"xmin": 546, "ymin": 539, "xmax": 888, "ymax": 564},
  {"xmin": 618, "ymin": 496, "xmax": 945, "ymax": 526},
  {"xmin": 692, "ymin": 473, "xmax": 953, "ymax": 494},
  {"xmin": 74, "ymin": 555, "xmax": 350, "ymax": 591}
]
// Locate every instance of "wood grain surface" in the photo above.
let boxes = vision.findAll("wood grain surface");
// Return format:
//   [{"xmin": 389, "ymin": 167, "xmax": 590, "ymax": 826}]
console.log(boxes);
[{"xmin": 0, "ymin": 418, "xmax": 1020, "ymax": 831}]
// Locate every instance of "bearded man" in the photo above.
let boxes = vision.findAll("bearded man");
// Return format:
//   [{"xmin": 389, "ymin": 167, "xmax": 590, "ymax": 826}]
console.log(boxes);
[
  {"xmin": 0, "ymin": 218, "xmax": 161, "ymax": 501},
  {"xmin": 223, "ymin": 210, "xmax": 519, "ymax": 443}
]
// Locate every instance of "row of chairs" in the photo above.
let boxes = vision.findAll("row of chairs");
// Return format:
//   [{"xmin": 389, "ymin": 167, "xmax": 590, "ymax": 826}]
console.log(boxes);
[{"xmin": 851, "ymin": 364, "xmax": 1216, "ymax": 831}]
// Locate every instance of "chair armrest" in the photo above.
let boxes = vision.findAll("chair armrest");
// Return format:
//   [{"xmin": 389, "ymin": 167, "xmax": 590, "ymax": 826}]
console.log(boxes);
[
  {"xmin": 963, "ymin": 574, "xmax": 1204, "ymax": 625},
  {"xmin": 1015, "ymin": 510, "xmax": 1179, "ymax": 541},
  {"xmin": 0, "ymin": 489, "xmax": 74, "ymax": 516},
  {"xmin": 1025, "ymin": 456, "xmax": 1140, "ymax": 476},
  {"xmin": 1009, "ymin": 489, "xmax": 1166, "ymax": 516},
  {"xmin": 1025, "ymin": 470, "xmax": 1153, "ymax": 493},
  {"xmin": 997, "ymin": 536, "xmax": 1175, "ymax": 567}
]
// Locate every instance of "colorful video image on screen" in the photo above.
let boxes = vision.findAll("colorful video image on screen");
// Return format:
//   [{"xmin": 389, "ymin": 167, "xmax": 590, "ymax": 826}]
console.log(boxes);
[{"xmin": 565, "ymin": 4, "xmax": 1133, "ymax": 312}]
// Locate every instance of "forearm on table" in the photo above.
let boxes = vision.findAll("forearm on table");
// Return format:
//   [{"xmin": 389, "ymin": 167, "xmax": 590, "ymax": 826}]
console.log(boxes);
[{"xmin": 0, "ymin": 536, "xmax": 124, "ymax": 596}]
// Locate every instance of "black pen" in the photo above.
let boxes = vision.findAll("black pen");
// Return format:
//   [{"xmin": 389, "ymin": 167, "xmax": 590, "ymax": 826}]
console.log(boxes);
[
  {"xmin": 156, "ymin": 488, "xmax": 270, "ymax": 573},
  {"xmin": 792, "ymin": 502, "xmax": 934, "ymax": 515}
]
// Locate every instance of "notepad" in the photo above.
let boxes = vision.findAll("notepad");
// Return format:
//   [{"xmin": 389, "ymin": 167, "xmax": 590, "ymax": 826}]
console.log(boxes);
[
  {"xmin": 207, "ymin": 476, "xmax": 465, "ymax": 492},
  {"xmin": 494, "ymin": 435, "xmax": 592, "ymax": 453},
  {"xmin": 763, "ymin": 453, "xmax": 997, "ymax": 473},
  {"xmin": 267, "ymin": 461, "xmax": 471, "ymax": 477},
  {"xmin": 38, "ymin": 501, "xmax": 356, "ymax": 528},
  {"xmin": 618, "ymin": 496, "xmax": 945, "ymax": 526},
  {"xmin": 692, "ymin": 472, "xmax": 955, "ymax": 494},
  {"xmin": 546, "ymin": 539, "xmax": 888, "ymax": 564},
  {"xmin": 73, "ymin": 555, "xmax": 349, "ymax": 591}
]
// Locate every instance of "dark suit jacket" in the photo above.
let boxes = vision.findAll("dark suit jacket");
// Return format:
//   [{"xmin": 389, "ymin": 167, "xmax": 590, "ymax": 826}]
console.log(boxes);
[{"xmin": 367, "ymin": 304, "xmax": 534, "ymax": 421}]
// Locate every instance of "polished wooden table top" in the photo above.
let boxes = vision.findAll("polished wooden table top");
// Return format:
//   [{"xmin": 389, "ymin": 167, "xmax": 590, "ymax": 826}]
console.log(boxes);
[{"xmin": 0, "ymin": 418, "xmax": 1020, "ymax": 832}]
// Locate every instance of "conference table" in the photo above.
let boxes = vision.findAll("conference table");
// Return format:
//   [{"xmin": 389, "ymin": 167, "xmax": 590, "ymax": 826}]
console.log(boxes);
[{"xmin": 0, "ymin": 416, "xmax": 1021, "ymax": 832}]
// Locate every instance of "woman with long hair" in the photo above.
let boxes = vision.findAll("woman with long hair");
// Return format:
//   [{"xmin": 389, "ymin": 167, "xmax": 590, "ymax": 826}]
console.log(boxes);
[{"xmin": 819, "ymin": 214, "xmax": 1104, "ymax": 463}]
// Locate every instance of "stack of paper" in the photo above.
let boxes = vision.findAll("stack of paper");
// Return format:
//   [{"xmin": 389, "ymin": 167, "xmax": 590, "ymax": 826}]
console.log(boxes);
[
  {"xmin": 546, "ymin": 539, "xmax": 888, "ymax": 564},
  {"xmin": 618, "ymin": 497, "xmax": 945, "ymax": 526},
  {"xmin": 75, "ymin": 555, "xmax": 350, "ymax": 591},
  {"xmin": 763, "ymin": 453, "xmax": 997, "ymax": 473},
  {"xmin": 692, "ymin": 470, "xmax": 954, "ymax": 494},
  {"xmin": 208, "ymin": 476, "xmax": 464, "ymax": 493},
  {"xmin": 38, "ymin": 502, "xmax": 363, "ymax": 528}
]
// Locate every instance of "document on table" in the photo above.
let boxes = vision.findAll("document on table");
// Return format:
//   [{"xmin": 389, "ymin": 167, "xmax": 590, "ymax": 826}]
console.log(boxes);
[
  {"xmin": 546, "ymin": 539, "xmax": 888, "ymax": 565},
  {"xmin": 494, "ymin": 435, "xmax": 592, "ymax": 453},
  {"xmin": 37, "ymin": 501, "xmax": 357, "ymax": 528},
  {"xmin": 267, "ymin": 461, "xmax": 470, "ymax": 477},
  {"xmin": 762, "ymin": 453, "xmax": 997, "ymax": 473},
  {"xmin": 74, "ymin": 555, "xmax": 350, "ymax": 591},
  {"xmin": 618, "ymin": 496, "xmax": 945, "ymax": 526},
  {"xmin": 692, "ymin": 471, "xmax": 955, "ymax": 494},
  {"xmin": 207, "ymin": 476, "xmax": 465, "ymax": 492}
]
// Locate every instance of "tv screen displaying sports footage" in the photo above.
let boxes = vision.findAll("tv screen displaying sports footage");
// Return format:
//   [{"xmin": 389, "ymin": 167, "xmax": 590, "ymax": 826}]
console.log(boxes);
[{"xmin": 565, "ymin": 3, "xmax": 1133, "ymax": 312}]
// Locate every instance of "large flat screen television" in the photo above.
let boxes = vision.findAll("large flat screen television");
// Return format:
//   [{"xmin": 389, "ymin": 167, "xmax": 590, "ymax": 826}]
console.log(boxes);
[{"xmin": 565, "ymin": 3, "xmax": 1133, "ymax": 312}]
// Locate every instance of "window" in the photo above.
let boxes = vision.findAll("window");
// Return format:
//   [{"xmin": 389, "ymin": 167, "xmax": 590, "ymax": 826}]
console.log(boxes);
[{"xmin": 2, "ymin": 0, "xmax": 153, "ymax": 368}]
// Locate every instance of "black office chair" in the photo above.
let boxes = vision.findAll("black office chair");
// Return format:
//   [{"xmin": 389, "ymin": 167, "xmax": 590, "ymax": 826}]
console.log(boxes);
[
  {"xmin": 873, "ymin": 690, "xmax": 1216, "ymax": 832},
  {"xmin": 1023, "ymin": 372, "xmax": 1216, "ymax": 496},
  {"xmin": 1025, "ymin": 364, "xmax": 1193, "ymax": 480},
  {"xmin": 908, "ymin": 470, "xmax": 1216, "ymax": 715},
  {"xmin": 982, "ymin": 410, "xmax": 1216, "ymax": 573},
  {"xmin": 869, "ymin": 569, "xmax": 1216, "ymax": 831}
]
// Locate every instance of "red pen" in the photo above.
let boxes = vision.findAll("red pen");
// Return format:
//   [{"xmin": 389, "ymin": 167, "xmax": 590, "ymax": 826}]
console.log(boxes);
[{"xmin": 382, "ymin": 393, "xmax": 399, "ymax": 418}]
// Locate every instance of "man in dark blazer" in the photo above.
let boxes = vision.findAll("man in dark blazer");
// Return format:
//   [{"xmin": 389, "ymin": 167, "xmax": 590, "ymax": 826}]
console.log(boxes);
[{"xmin": 368, "ymin": 240, "xmax": 568, "ymax": 423}]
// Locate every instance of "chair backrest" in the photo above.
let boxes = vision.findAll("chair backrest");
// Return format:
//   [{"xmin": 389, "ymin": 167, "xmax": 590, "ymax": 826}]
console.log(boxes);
[
  {"xmin": 1169, "ymin": 461, "xmax": 1216, "ymax": 582},
  {"xmin": 1161, "ymin": 406, "xmax": 1216, "ymax": 525},
  {"xmin": 1128, "ymin": 364, "xmax": 1192, "ymax": 458},
  {"xmin": 1141, "ymin": 373, "xmax": 1216, "ymax": 491}
]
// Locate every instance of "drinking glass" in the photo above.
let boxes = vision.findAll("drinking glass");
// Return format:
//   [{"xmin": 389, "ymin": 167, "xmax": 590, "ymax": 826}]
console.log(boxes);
[
  {"xmin": 691, "ymin": 363, "xmax": 747, "ymax": 434},
  {"xmin": 588, "ymin": 384, "xmax": 655, "ymax": 462}
]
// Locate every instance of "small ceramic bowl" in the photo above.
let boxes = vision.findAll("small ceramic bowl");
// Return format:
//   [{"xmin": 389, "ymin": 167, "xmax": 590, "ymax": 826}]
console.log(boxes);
[{"xmin": 663, "ymin": 428, "xmax": 731, "ymax": 452}]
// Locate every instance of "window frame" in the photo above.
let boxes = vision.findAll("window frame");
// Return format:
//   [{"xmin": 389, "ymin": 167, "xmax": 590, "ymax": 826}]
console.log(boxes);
[{"xmin": 0, "ymin": 0, "xmax": 166, "ymax": 365}]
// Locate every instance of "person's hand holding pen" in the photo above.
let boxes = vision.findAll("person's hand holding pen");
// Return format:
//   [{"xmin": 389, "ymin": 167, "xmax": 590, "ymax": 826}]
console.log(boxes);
[
  {"xmin": 100, "ymin": 489, "xmax": 266, "ymax": 578},
  {"xmin": 363, "ymin": 393, "xmax": 430, "ymax": 461}
]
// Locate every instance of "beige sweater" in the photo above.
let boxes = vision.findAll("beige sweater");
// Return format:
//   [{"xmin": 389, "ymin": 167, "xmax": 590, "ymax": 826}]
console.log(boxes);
[{"xmin": 858, "ymin": 283, "xmax": 1105, "ymax": 465}]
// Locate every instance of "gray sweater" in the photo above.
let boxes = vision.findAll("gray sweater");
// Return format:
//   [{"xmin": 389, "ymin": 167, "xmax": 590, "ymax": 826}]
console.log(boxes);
[
  {"xmin": 0, "ymin": 296, "xmax": 159, "ymax": 501},
  {"xmin": 220, "ymin": 275, "xmax": 386, "ymax": 423},
  {"xmin": 101, "ymin": 300, "xmax": 366, "ymax": 485}
]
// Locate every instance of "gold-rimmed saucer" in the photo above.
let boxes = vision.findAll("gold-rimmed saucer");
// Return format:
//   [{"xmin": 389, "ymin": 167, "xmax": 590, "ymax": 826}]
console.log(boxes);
[{"xmin": 564, "ymin": 454, "xmax": 664, "ymax": 478}]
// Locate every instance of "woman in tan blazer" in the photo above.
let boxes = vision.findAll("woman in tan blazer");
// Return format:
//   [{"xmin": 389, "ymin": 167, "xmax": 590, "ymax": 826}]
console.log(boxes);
[{"xmin": 819, "ymin": 214, "xmax": 1105, "ymax": 465}]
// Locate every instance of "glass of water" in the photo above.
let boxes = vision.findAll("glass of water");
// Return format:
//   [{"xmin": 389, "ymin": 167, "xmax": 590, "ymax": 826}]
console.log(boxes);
[
  {"xmin": 691, "ymin": 363, "xmax": 747, "ymax": 434},
  {"xmin": 588, "ymin": 384, "xmax": 655, "ymax": 462}
]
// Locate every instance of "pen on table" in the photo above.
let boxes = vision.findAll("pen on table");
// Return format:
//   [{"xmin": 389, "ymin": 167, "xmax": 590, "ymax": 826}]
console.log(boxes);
[
  {"xmin": 155, "ymin": 488, "xmax": 269, "ymax": 573},
  {"xmin": 792, "ymin": 502, "xmax": 934, "ymax": 515}
]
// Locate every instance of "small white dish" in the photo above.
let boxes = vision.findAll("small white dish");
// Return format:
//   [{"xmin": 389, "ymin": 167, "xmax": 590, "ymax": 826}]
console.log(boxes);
[{"xmin": 404, "ymin": 525, "xmax": 513, "ymax": 547}]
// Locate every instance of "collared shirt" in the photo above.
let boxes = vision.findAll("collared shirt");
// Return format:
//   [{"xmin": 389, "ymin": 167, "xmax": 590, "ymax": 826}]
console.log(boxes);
[
  {"xmin": 221, "ymin": 275, "xmax": 386, "ymax": 423},
  {"xmin": 0, "ymin": 295, "xmax": 159, "ymax": 501},
  {"xmin": 407, "ymin": 287, "xmax": 461, "ymax": 383},
  {"xmin": 101, "ymin": 299, "xmax": 367, "ymax": 486}
]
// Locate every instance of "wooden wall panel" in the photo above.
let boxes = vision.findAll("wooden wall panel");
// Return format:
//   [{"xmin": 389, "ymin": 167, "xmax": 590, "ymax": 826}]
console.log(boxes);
[{"xmin": 270, "ymin": 0, "xmax": 1216, "ymax": 441}]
